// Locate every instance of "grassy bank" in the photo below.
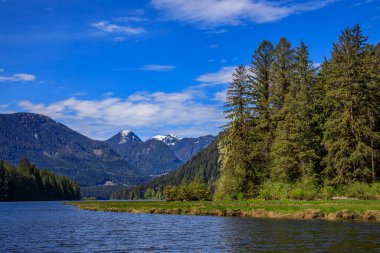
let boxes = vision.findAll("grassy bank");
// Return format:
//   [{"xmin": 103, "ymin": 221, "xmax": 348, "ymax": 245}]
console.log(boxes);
[{"xmin": 67, "ymin": 199, "xmax": 380, "ymax": 222}]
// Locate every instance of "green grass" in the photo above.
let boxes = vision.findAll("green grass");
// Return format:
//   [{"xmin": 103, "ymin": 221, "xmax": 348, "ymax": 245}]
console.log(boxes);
[{"xmin": 67, "ymin": 199, "xmax": 380, "ymax": 222}]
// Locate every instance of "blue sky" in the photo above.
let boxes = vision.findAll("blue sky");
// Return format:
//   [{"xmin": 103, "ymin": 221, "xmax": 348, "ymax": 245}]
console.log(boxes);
[{"xmin": 0, "ymin": 0, "xmax": 379, "ymax": 140}]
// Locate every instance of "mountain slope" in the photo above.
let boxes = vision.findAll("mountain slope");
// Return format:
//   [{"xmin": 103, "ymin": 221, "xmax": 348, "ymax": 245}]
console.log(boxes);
[
  {"xmin": 0, "ymin": 113, "xmax": 146, "ymax": 186},
  {"xmin": 106, "ymin": 132, "xmax": 183, "ymax": 176},
  {"xmin": 170, "ymin": 135, "xmax": 215, "ymax": 162},
  {"xmin": 111, "ymin": 134, "xmax": 221, "ymax": 199}
]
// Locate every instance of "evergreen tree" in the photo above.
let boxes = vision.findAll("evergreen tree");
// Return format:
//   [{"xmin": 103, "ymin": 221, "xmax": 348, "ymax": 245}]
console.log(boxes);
[
  {"xmin": 270, "ymin": 42, "xmax": 318, "ymax": 182},
  {"xmin": 322, "ymin": 24, "xmax": 380, "ymax": 185},
  {"xmin": 248, "ymin": 41, "xmax": 274, "ymax": 183},
  {"xmin": 216, "ymin": 66, "xmax": 252, "ymax": 199},
  {"xmin": 269, "ymin": 38, "xmax": 295, "ymax": 125}
]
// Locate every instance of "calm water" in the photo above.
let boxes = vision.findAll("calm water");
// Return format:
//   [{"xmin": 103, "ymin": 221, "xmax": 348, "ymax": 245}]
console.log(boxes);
[{"xmin": 0, "ymin": 202, "xmax": 380, "ymax": 252}]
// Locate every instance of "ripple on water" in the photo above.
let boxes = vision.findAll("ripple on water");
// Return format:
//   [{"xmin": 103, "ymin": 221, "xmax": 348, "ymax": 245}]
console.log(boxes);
[{"xmin": 0, "ymin": 202, "xmax": 380, "ymax": 252}]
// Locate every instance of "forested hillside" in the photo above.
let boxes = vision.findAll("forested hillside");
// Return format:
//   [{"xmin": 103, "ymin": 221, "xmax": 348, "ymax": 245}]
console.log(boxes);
[
  {"xmin": 0, "ymin": 158, "xmax": 80, "ymax": 201},
  {"xmin": 0, "ymin": 113, "xmax": 146, "ymax": 186},
  {"xmin": 111, "ymin": 134, "xmax": 220, "ymax": 199},
  {"xmin": 215, "ymin": 24, "xmax": 380, "ymax": 200}
]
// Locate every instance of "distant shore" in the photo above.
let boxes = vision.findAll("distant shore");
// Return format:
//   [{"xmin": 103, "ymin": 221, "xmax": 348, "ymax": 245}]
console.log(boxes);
[{"xmin": 67, "ymin": 200, "xmax": 380, "ymax": 222}]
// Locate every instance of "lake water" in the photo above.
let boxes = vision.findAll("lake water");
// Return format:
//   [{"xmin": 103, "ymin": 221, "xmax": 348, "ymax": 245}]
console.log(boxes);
[{"xmin": 0, "ymin": 202, "xmax": 379, "ymax": 252}]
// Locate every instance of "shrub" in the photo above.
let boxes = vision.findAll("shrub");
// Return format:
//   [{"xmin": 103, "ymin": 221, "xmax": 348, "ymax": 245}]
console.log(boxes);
[
  {"xmin": 163, "ymin": 177, "xmax": 211, "ymax": 201},
  {"xmin": 342, "ymin": 182, "xmax": 371, "ymax": 199},
  {"xmin": 258, "ymin": 181, "xmax": 291, "ymax": 200},
  {"xmin": 319, "ymin": 184, "xmax": 336, "ymax": 199},
  {"xmin": 289, "ymin": 178, "xmax": 319, "ymax": 200},
  {"xmin": 369, "ymin": 183, "xmax": 380, "ymax": 200}
]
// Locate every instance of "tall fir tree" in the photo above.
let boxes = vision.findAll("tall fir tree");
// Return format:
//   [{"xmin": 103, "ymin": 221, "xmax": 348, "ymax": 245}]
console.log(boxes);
[
  {"xmin": 248, "ymin": 40, "xmax": 274, "ymax": 183},
  {"xmin": 216, "ymin": 65, "xmax": 252, "ymax": 199},
  {"xmin": 269, "ymin": 37, "xmax": 294, "ymax": 124},
  {"xmin": 322, "ymin": 24, "xmax": 380, "ymax": 185},
  {"xmin": 270, "ymin": 42, "xmax": 318, "ymax": 182},
  {"xmin": 268, "ymin": 38, "xmax": 294, "ymax": 181}
]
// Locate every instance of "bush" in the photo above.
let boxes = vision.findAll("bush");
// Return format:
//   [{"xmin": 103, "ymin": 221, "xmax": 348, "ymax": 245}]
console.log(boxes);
[
  {"xmin": 369, "ymin": 183, "xmax": 380, "ymax": 199},
  {"xmin": 258, "ymin": 181, "xmax": 291, "ymax": 200},
  {"xmin": 342, "ymin": 182, "xmax": 372, "ymax": 199},
  {"xmin": 319, "ymin": 184, "xmax": 336, "ymax": 199},
  {"xmin": 259, "ymin": 178, "xmax": 319, "ymax": 200},
  {"xmin": 163, "ymin": 177, "xmax": 212, "ymax": 201}
]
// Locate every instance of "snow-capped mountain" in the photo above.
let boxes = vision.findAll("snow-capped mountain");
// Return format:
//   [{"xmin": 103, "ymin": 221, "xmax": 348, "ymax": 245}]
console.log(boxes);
[
  {"xmin": 118, "ymin": 130, "xmax": 142, "ymax": 144},
  {"xmin": 0, "ymin": 113, "xmax": 145, "ymax": 186},
  {"xmin": 106, "ymin": 131, "xmax": 215, "ymax": 176},
  {"xmin": 151, "ymin": 134, "xmax": 180, "ymax": 146}
]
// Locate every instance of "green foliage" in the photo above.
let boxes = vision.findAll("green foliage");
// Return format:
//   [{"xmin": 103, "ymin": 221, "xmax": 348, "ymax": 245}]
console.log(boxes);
[
  {"xmin": 213, "ymin": 24, "xmax": 380, "ymax": 201},
  {"xmin": 163, "ymin": 177, "xmax": 211, "ymax": 201},
  {"xmin": 116, "ymin": 25, "xmax": 380, "ymax": 202},
  {"xmin": 322, "ymin": 25, "xmax": 380, "ymax": 185},
  {"xmin": 341, "ymin": 182, "xmax": 380, "ymax": 200},
  {"xmin": 215, "ymin": 65, "xmax": 257, "ymax": 199},
  {"xmin": 270, "ymin": 41, "xmax": 318, "ymax": 182},
  {"xmin": 289, "ymin": 178, "xmax": 319, "ymax": 200},
  {"xmin": 0, "ymin": 158, "xmax": 80, "ymax": 201},
  {"xmin": 258, "ymin": 181, "xmax": 291, "ymax": 200}
]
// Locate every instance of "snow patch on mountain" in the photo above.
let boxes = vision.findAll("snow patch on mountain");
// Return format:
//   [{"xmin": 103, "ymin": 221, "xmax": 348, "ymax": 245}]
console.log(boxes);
[
  {"xmin": 151, "ymin": 134, "xmax": 181, "ymax": 146},
  {"xmin": 119, "ymin": 130, "xmax": 141, "ymax": 144}
]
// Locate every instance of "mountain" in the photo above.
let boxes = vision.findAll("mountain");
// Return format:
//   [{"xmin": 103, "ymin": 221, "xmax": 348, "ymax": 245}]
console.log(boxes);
[
  {"xmin": 151, "ymin": 134, "xmax": 180, "ymax": 146},
  {"xmin": 170, "ymin": 135, "xmax": 215, "ymax": 162},
  {"xmin": 107, "ymin": 131, "xmax": 215, "ymax": 177},
  {"xmin": 111, "ymin": 134, "xmax": 221, "ymax": 200},
  {"xmin": 0, "ymin": 113, "xmax": 146, "ymax": 186},
  {"xmin": 106, "ymin": 132, "xmax": 183, "ymax": 177}
]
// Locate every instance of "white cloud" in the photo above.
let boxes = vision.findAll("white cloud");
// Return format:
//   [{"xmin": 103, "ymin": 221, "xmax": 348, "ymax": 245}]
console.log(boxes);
[
  {"xmin": 151, "ymin": 0, "xmax": 334, "ymax": 27},
  {"xmin": 0, "ymin": 73, "xmax": 36, "ymax": 82},
  {"xmin": 18, "ymin": 90, "xmax": 225, "ymax": 140},
  {"xmin": 140, "ymin": 65, "xmax": 176, "ymax": 71},
  {"xmin": 91, "ymin": 21, "xmax": 146, "ymax": 35},
  {"xmin": 0, "ymin": 104, "xmax": 8, "ymax": 109},
  {"xmin": 0, "ymin": 68, "xmax": 4, "ymax": 72},
  {"xmin": 196, "ymin": 66, "xmax": 236, "ymax": 86},
  {"xmin": 208, "ymin": 44, "xmax": 219, "ymax": 48},
  {"xmin": 214, "ymin": 89, "xmax": 227, "ymax": 103}
]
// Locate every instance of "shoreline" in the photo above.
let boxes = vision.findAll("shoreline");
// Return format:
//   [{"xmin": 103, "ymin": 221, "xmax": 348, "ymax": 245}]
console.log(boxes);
[{"xmin": 67, "ymin": 200, "xmax": 380, "ymax": 222}]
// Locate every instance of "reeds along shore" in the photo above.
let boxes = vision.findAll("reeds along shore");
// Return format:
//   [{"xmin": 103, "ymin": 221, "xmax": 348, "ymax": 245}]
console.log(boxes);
[{"xmin": 67, "ymin": 200, "xmax": 380, "ymax": 222}]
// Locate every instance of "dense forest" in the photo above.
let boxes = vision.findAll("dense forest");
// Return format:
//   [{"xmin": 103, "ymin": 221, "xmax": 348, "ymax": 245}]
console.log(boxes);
[
  {"xmin": 0, "ymin": 158, "xmax": 80, "ymax": 201},
  {"xmin": 215, "ymin": 24, "xmax": 380, "ymax": 200},
  {"xmin": 113, "ymin": 24, "xmax": 380, "ymax": 201}
]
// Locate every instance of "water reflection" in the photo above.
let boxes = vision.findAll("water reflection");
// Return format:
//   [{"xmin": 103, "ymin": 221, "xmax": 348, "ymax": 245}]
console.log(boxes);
[{"xmin": 0, "ymin": 202, "xmax": 379, "ymax": 252}]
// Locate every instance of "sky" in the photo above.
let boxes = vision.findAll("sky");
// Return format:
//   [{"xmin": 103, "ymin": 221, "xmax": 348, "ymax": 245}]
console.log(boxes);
[{"xmin": 0, "ymin": 0, "xmax": 379, "ymax": 140}]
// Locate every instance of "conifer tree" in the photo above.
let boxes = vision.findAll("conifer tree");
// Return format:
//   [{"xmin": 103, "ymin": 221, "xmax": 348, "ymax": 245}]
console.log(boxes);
[
  {"xmin": 269, "ymin": 38, "xmax": 294, "ymax": 124},
  {"xmin": 248, "ymin": 41, "xmax": 274, "ymax": 182},
  {"xmin": 216, "ymin": 65, "xmax": 252, "ymax": 199},
  {"xmin": 322, "ymin": 24, "xmax": 380, "ymax": 185},
  {"xmin": 270, "ymin": 42, "xmax": 318, "ymax": 182}
]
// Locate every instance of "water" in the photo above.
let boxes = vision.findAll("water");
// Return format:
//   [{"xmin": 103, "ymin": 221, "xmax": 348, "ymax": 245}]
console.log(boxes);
[{"xmin": 0, "ymin": 202, "xmax": 379, "ymax": 253}]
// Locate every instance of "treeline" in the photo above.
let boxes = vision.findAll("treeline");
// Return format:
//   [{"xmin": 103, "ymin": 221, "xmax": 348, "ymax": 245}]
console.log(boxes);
[
  {"xmin": 111, "ymin": 135, "xmax": 220, "ymax": 200},
  {"xmin": 0, "ymin": 158, "xmax": 80, "ymax": 201},
  {"xmin": 216, "ymin": 24, "xmax": 380, "ymax": 200}
]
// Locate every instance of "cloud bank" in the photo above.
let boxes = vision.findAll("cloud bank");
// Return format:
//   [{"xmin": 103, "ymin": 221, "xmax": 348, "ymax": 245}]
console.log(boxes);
[
  {"xmin": 18, "ymin": 90, "xmax": 225, "ymax": 140},
  {"xmin": 151, "ymin": 0, "xmax": 334, "ymax": 27}
]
